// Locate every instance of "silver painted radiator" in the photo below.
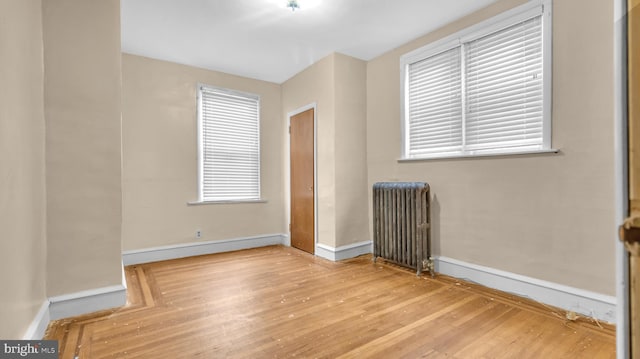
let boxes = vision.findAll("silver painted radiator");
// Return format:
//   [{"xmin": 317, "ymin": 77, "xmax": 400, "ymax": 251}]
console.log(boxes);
[{"xmin": 372, "ymin": 182, "xmax": 433, "ymax": 276}]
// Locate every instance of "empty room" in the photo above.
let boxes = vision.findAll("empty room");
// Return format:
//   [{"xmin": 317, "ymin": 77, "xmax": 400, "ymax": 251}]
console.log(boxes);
[{"xmin": 1, "ymin": 0, "xmax": 637, "ymax": 357}]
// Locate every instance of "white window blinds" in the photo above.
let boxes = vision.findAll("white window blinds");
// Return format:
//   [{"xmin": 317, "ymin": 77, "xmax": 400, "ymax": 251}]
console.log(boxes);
[
  {"xmin": 199, "ymin": 85, "xmax": 260, "ymax": 201},
  {"xmin": 402, "ymin": 2, "xmax": 550, "ymax": 159},
  {"xmin": 465, "ymin": 16, "xmax": 543, "ymax": 152},
  {"xmin": 407, "ymin": 47, "xmax": 462, "ymax": 157}
]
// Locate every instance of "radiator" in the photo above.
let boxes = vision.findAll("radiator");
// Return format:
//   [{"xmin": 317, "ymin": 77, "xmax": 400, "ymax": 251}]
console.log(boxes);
[{"xmin": 372, "ymin": 182, "xmax": 433, "ymax": 276}]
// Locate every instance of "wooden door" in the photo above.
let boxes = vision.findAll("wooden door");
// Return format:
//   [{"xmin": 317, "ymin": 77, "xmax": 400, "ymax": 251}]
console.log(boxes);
[
  {"xmin": 290, "ymin": 108, "xmax": 315, "ymax": 254},
  {"xmin": 621, "ymin": 0, "xmax": 640, "ymax": 356}
]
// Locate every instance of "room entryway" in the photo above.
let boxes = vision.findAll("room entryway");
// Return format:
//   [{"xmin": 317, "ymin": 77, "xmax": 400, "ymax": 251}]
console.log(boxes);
[{"xmin": 289, "ymin": 107, "xmax": 315, "ymax": 254}]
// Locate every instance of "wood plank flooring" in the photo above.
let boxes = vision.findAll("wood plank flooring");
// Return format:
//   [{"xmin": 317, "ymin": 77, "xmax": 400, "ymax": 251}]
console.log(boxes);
[{"xmin": 45, "ymin": 246, "xmax": 615, "ymax": 358}]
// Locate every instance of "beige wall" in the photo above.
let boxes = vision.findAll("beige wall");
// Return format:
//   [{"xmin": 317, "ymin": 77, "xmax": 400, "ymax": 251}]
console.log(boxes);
[
  {"xmin": 0, "ymin": 0, "xmax": 47, "ymax": 338},
  {"xmin": 334, "ymin": 54, "xmax": 369, "ymax": 247},
  {"xmin": 367, "ymin": 0, "xmax": 616, "ymax": 295},
  {"xmin": 282, "ymin": 53, "xmax": 369, "ymax": 248},
  {"xmin": 43, "ymin": 0, "xmax": 123, "ymax": 296},
  {"xmin": 121, "ymin": 54, "xmax": 285, "ymax": 250}
]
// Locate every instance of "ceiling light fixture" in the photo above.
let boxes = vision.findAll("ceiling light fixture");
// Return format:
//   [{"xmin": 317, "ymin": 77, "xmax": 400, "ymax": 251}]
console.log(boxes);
[{"xmin": 286, "ymin": 0, "xmax": 300, "ymax": 11}]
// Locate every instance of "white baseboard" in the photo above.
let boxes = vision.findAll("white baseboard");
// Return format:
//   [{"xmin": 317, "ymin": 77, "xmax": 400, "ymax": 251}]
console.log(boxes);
[
  {"xmin": 122, "ymin": 234, "xmax": 288, "ymax": 265},
  {"xmin": 435, "ymin": 256, "xmax": 617, "ymax": 324},
  {"xmin": 283, "ymin": 233, "xmax": 291, "ymax": 247},
  {"xmin": 316, "ymin": 241, "xmax": 372, "ymax": 261},
  {"xmin": 48, "ymin": 283, "xmax": 127, "ymax": 321},
  {"xmin": 22, "ymin": 300, "xmax": 50, "ymax": 340}
]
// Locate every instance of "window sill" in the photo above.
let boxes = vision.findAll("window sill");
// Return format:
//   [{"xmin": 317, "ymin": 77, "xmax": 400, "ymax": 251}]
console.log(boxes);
[
  {"xmin": 187, "ymin": 199, "xmax": 268, "ymax": 206},
  {"xmin": 399, "ymin": 148, "xmax": 559, "ymax": 162}
]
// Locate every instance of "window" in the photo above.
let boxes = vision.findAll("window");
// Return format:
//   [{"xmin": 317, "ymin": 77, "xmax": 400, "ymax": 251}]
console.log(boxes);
[
  {"xmin": 197, "ymin": 85, "xmax": 261, "ymax": 202},
  {"xmin": 401, "ymin": 0, "xmax": 552, "ymax": 159}
]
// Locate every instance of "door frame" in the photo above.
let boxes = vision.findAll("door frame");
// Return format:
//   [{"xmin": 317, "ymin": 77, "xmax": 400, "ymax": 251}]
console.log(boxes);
[
  {"xmin": 615, "ymin": 0, "xmax": 630, "ymax": 357},
  {"xmin": 286, "ymin": 103, "xmax": 318, "ymax": 254}
]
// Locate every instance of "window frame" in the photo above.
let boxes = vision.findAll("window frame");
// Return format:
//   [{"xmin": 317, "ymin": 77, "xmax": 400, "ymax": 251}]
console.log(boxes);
[
  {"xmin": 196, "ymin": 84, "xmax": 262, "ymax": 204},
  {"xmin": 400, "ymin": 0, "xmax": 554, "ymax": 160}
]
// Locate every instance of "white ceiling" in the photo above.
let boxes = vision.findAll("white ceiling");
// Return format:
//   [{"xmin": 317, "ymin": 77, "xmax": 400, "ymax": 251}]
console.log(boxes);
[{"xmin": 121, "ymin": 0, "xmax": 499, "ymax": 84}]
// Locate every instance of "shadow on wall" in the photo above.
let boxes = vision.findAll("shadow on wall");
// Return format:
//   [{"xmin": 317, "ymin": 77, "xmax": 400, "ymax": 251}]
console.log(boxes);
[{"xmin": 431, "ymin": 193, "xmax": 441, "ymax": 257}]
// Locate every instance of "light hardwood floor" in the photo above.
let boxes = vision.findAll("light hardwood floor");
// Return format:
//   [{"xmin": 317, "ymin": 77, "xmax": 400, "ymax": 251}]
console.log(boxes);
[{"xmin": 45, "ymin": 246, "xmax": 615, "ymax": 358}]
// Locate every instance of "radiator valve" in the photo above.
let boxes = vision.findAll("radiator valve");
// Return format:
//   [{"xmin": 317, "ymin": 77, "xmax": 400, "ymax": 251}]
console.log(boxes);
[{"xmin": 423, "ymin": 258, "xmax": 435, "ymax": 277}]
